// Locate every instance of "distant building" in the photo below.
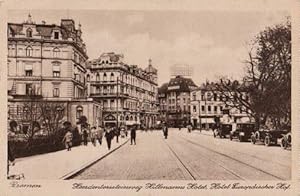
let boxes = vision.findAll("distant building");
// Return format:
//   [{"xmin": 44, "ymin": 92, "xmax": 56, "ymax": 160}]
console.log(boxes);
[
  {"xmin": 158, "ymin": 75, "xmax": 197, "ymax": 127},
  {"xmin": 7, "ymin": 15, "xmax": 101, "ymax": 133},
  {"xmin": 87, "ymin": 53, "xmax": 159, "ymax": 128},
  {"xmin": 190, "ymin": 82, "xmax": 251, "ymax": 129},
  {"xmin": 170, "ymin": 64, "xmax": 193, "ymax": 78}
]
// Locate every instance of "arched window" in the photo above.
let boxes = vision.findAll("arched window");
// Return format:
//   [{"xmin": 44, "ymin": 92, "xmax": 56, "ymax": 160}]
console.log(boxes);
[
  {"xmin": 96, "ymin": 73, "xmax": 100, "ymax": 82},
  {"xmin": 26, "ymin": 46, "xmax": 33, "ymax": 57},
  {"xmin": 26, "ymin": 28, "xmax": 32, "ymax": 38},
  {"xmin": 110, "ymin": 73, "xmax": 114, "ymax": 81},
  {"xmin": 130, "ymin": 116, "xmax": 133, "ymax": 121},
  {"xmin": 87, "ymin": 74, "xmax": 90, "ymax": 82},
  {"xmin": 103, "ymin": 73, "xmax": 107, "ymax": 81},
  {"xmin": 134, "ymin": 116, "xmax": 137, "ymax": 121},
  {"xmin": 125, "ymin": 115, "xmax": 129, "ymax": 121},
  {"xmin": 53, "ymin": 47, "xmax": 60, "ymax": 58},
  {"xmin": 76, "ymin": 106, "xmax": 83, "ymax": 119}
]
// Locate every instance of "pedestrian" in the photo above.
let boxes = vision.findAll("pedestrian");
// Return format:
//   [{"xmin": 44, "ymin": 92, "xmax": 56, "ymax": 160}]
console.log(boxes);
[
  {"xmin": 97, "ymin": 126, "xmax": 104, "ymax": 145},
  {"xmin": 82, "ymin": 127, "xmax": 88, "ymax": 146},
  {"xmin": 130, "ymin": 125, "xmax": 137, "ymax": 145},
  {"xmin": 90, "ymin": 126, "xmax": 97, "ymax": 147},
  {"xmin": 163, "ymin": 123, "xmax": 168, "ymax": 139},
  {"xmin": 105, "ymin": 127, "xmax": 113, "ymax": 150},
  {"xmin": 62, "ymin": 129, "xmax": 73, "ymax": 151},
  {"xmin": 115, "ymin": 127, "xmax": 120, "ymax": 143},
  {"xmin": 187, "ymin": 124, "xmax": 192, "ymax": 133}
]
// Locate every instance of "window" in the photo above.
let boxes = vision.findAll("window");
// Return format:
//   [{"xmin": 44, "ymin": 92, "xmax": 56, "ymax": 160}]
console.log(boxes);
[
  {"xmin": 53, "ymin": 63, "xmax": 60, "ymax": 77},
  {"xmin": 193, "ymin": 105, "xmax": 197, "ymax": 112},
  {"xmin": 53, "ymin": 87, "xmax": 60, "ymax": 97},
  {"xmin": 193, "ymin": 93, "xmax": 196, "ymax": 101},
  {"xmin": 96, "ymin": 73, "xmax": 100, "ymax": 82},
  {"xmin": 201, "ymin": 94, "xmax": 204, "ymax": 101},
  {"xmin": 110, "ymin": 73, "xmax": 114, "ymax": 81},
  {"xmin": 201, "ymin": 105, "xmax": 205, "ymax": 111},
  {"xmin": 103, "ymin": 73, "xmax": 107, "ymax": 81},
  {"xmin": 54, "ymin": 31, "xmax": 59, "ymax": 39},
  {"xmin": 110, "ymin": 100, "xmax": 115, "ymax": 108},
  {"xmin": 76, "ymin": 106, "xmax": 83, "ymax": 119},
  {"xmin": 214, "ymin": 93, "xmax": 217, "ymax": 101},
  {"xmin": 208, "ymin": 105, "xmax": 211, "ymax": 112},
  {"xmin": 25, "ymin": 70, "xmax": 32, "ymax": 76},
  {"xmin": 214, "ymin": 106, "xmax": 218, "ymax": 112},
  {"xmin": 26, "ymin": 46, "xmax": 33, "ymax": 57},
  {"xmin": 87, "ymin": 74, "xmax": 90, "ymax": 82},
  {"xmin": 53, "ymin": 47, "xmax": 60, "ymax": 58},
  {"xmin": 26, "ymin": 28, "xmax": 32, "ymax": 38},
  {"xmin": 25, "ymin": 84, "xmax": 33, "ymax": 95},
  {"xmin": 183, "ymin": 98, "xmax": 186, "ymax": 103}
]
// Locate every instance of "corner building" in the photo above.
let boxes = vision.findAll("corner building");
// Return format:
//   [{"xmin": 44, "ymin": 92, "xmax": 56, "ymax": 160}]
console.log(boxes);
[
  {"xmin": 7, "ymin": 15, "xmax": 101, "ymax": 131},
  {"xmin": 158, "ymin": 75, "xmax": 197, "ymax": 127},
  {"xmin": 87, "ymin": 53, "xmax": 159, "ymax": 128}
]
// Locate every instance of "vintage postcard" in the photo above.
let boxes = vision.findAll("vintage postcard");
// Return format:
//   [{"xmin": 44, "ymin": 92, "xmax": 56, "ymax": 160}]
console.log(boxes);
[{"xmin": 1, "ymin": 0, "xmax": 298, "ymax": 195}]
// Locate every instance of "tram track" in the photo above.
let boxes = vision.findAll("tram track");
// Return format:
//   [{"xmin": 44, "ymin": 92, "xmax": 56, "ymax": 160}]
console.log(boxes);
[{"xmin": 175, "ymin": 134, "xmax": 285, "ymax": 180}]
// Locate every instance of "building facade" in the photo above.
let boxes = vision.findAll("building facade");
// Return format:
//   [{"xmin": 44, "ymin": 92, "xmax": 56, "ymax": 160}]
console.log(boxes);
[
  {"xmin": 87, "ymin": 52, "xmax": 159, "ymax": 128},
  {"xmin": 158, "ymin": 75, "xmax": 197, "ymax": 127},
  {"xmin": 7, "ymin": 15, "xmax": 101, "ymax": 133},
  {"xmin": 190, "ymin": 82, "xmax": 251, "ymax": 129}
]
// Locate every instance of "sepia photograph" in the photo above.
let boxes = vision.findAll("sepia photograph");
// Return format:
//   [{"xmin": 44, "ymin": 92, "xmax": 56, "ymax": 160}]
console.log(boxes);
[{"xmin": 6, "ymin": 6, "xmax": 291, "ymax": 182}]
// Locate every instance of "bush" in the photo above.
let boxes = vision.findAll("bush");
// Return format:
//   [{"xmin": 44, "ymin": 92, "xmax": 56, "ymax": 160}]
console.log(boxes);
[{"xmin": 9, "ymin": 130, "xmax": 81, "ymax": 158}]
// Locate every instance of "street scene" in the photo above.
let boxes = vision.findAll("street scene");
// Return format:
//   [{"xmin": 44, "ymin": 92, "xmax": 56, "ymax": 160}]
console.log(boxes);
[{"xmin": 6, "ymin": 8, "xmax": 291, "ymax": 180}]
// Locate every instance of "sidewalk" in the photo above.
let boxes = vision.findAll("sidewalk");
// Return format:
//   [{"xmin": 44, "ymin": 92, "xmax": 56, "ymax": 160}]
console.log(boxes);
[{"xmin": 10, "ymin": 136, "xmax": 129, "ymax": 180}]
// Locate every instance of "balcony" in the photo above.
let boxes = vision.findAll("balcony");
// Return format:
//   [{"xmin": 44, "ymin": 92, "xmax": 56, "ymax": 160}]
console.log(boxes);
[{"xmin": 89, "ymin": 92, "xmax": 129, "ymax": 98}]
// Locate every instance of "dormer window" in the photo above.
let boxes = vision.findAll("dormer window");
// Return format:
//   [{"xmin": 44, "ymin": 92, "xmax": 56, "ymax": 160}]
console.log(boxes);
[
  {"xmin": 54, "ymin": 31, "xmax": 59, "ymax": 39},
  {"xmin": 26, "ymin": 28, "xmax": 32, "ymax": 38}
]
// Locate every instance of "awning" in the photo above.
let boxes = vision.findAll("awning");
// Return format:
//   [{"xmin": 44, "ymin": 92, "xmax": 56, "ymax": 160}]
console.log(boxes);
[
  {"xmin": 25, "ymin": 64, "xmax": 33, "ymax": 70},
  {"xmin": 200, "ymin": 118, "xmax": 215, "ymax": 123}
]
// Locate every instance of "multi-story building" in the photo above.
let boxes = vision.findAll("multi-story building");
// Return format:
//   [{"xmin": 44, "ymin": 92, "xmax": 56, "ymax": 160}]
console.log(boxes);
[
  {"xmin": 7, "ymin": 15, "xmax": 101, "ymax": 133},
  {"xmin": 87, "ymin": 52, "xmax": 159, "ymax": 128},
  {"xmin": 158, "ymin": 75, "xmax": 197, "ymax": 127},
  {"xmin": 190, "ymin": 82, "xmax": 251, "ymax": 129}
]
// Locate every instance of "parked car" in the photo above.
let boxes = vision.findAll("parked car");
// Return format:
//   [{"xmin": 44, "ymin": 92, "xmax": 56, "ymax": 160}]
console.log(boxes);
[
  {"xmin": 229, "ymin": 123, "xmax": 255, "ymax": 142},
  {"xmin": 213, "ymin": 124, "xmax": 232, "ymax": 138},
  {"xmin": 280, "ymin": 132, "xmax": 291, "ymax": 149},
  {"xmin": 251, "ymin": 127, "xmax": 288, "ymax": 146}
]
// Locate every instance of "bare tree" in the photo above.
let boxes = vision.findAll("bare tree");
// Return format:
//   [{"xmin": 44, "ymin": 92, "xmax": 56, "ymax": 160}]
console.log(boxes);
[{"xmin": 214, "ymin": 19, "xmax": 291, "ymax": 129}]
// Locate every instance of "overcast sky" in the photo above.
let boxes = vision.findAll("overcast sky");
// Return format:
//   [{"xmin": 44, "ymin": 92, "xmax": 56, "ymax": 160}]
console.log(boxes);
[{"xmin": 8, "ymin": 8, "xmax": 289, "ymax": 86}]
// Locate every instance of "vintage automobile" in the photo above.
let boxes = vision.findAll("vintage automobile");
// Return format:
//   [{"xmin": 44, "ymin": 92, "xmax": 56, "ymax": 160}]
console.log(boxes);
[
  {"xmin": 213, "ymin": 124, "xmax": 232, "ymax": 138},
  {"xmin": 229, "ymin": 123, "xmax": 255, "ymax": 142},
  {"xmin": 251, "ymin": 127, "xmax": 288, "ymax": 146},
  {"xmin": 280, "ymin": 132, "xmax": 291, "ymax": 149}
]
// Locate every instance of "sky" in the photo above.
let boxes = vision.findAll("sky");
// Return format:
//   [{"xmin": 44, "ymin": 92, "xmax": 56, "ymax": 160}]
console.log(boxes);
[{"xmin": 8, "ymin": 8, "xmax": 289, "ymax": 86}]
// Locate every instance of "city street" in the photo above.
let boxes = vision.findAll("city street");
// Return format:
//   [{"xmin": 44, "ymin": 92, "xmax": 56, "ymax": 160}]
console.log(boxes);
[{"xmin": 73, "ymin": 128, "xmax": 291, "ymax": 180}]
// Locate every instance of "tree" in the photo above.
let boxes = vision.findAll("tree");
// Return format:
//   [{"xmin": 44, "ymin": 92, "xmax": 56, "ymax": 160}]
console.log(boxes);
[
  {"xmin": 39, "ymin": 102, "xmax": 65, "ymax": 143},
  {"xmin": 215, "ymin": 19, "xmax": 291, "ymax": 129}
]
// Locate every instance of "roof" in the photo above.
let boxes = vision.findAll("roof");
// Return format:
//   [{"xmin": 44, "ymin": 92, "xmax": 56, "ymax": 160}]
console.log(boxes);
[
  {"xmin": 167, "ymin": 75, "xmax": 197, "ymax": 92},
  {"xmin": 158, "ymin": 83, "xmax": 169, "ymax": 94}
]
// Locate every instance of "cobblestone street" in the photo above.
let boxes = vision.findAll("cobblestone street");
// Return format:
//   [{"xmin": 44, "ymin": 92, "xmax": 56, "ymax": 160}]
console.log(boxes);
[{"xmin": 74, "ymin": 129, "xmax": 291, "ymax": 180}]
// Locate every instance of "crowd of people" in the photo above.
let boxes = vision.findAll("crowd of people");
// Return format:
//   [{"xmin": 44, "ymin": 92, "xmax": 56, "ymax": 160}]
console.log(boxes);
[{"xmin": 62, "ymin": 124, "xmax": 139, "ymax": 151}]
